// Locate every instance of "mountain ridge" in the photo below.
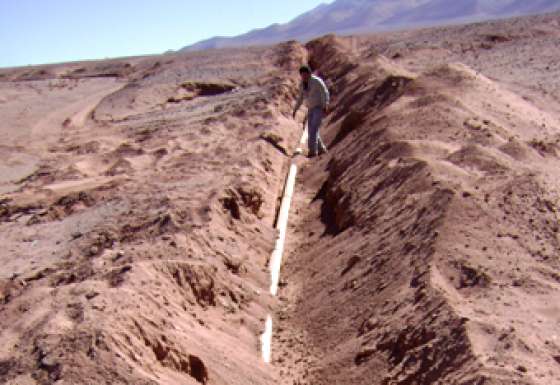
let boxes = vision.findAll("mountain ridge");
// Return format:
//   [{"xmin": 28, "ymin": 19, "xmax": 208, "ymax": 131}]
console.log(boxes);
[{"xmin": 181, "ymin": 0, "xmax": 560, "ymax": 51}]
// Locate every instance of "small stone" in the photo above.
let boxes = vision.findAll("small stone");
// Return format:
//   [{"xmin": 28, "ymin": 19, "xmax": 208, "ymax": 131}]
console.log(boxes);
[
  {"xmin": 360, "ymin": 317, "xmax": 379, "ymax": 334},
  {"xmin": 113, "ymin": 250, "xmax": 125, "ymax": 261}
]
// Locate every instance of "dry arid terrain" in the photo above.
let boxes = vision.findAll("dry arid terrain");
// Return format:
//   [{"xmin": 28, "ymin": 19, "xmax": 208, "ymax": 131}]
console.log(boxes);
[{"xmin": 1, "ymin": 11, "xmax": 560, "ymax": 385}]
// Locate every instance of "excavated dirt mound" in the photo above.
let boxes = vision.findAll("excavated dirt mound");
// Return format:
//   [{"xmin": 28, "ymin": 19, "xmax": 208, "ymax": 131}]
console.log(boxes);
[{"xmin": 273, "ymin": 14, "xmax": 560, "ymax": 385}]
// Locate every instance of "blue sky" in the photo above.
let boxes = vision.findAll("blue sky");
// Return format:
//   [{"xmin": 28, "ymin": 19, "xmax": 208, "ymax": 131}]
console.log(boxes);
[{"xmin": 0, "ymin": 1, "xmax": 330, "ymax": 68}]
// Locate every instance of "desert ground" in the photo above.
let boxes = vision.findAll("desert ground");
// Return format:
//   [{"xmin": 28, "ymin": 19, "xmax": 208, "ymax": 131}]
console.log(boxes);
[{"xmin": 1, "ymin": 10, "xmax": 560, "ymax": 385}]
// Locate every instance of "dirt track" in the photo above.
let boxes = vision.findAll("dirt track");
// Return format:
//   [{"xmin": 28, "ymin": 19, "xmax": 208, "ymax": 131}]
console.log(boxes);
[{"xmin": 1, "ymin": 11, "xmax": 560, "ymax": 385}]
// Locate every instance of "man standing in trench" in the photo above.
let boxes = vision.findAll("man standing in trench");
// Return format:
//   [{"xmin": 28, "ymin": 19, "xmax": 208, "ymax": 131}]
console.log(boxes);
[{"xmin": 292, "ymin": 65, "xmax": 330, "ymax": 157}]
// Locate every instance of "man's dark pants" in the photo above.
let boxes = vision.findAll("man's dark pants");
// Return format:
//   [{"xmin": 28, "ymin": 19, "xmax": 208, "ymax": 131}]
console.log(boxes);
[{"xmin": 308, "ymin": 106, "xmax": 328, "ymax": 156}]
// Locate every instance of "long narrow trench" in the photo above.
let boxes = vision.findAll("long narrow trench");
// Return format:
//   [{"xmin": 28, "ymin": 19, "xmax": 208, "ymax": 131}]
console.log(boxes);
[
  {"xmin": 258, "ymin": 109, "xmax": 335, "ymax": 385},
  {"xmin": 260, "ymin": 123, "xmax": 308, "ymax": 364},
  {"xmin": 259, "ymin": 41, "xmax": 369, "ymax": 384},
  {"xmin": 267, "ymin": 152, "xmax": 328, "ymax": 384},
  {"xmin": 260, "ymin": 44, "xmax": 334, "ymax": 383}
]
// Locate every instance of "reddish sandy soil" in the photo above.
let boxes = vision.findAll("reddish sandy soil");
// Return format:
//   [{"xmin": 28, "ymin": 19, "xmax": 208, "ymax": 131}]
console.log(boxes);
[{"xmin": 1, "ymin": 10, "xmax": 560, "ymax": 385}]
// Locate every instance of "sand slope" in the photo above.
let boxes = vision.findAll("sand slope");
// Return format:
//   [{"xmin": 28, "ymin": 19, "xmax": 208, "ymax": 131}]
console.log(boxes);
[{"xmin": 0, "ymin": 42, "xmax": 307, "ymax": 385}]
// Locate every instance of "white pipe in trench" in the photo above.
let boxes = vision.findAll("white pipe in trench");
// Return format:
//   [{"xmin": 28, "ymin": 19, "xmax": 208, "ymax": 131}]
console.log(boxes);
[{"xmin": 260, "ymin": 124, "xmax": 307, "ymax": 363}]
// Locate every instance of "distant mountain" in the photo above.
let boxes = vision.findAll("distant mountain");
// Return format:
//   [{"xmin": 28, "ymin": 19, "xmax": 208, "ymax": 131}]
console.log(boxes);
[
  {"xmin": 181, "ymin": 0, "xmax": 560, "ymax": 52},
  {"xmin": 379, "ymin": 0, "xmax": 560, "ymax": 26}
]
